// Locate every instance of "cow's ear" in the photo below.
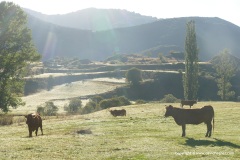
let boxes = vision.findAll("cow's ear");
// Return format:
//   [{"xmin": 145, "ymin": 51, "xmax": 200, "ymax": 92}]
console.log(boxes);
[{"xmin": 24, "ymin": 115, "xmax": 27, "ymax": 118}]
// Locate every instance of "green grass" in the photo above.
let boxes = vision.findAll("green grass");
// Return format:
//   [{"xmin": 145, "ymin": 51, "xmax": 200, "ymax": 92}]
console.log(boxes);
[{"xmin": 0, "ymin": 102, "xmax": 239, "ymax": 159}]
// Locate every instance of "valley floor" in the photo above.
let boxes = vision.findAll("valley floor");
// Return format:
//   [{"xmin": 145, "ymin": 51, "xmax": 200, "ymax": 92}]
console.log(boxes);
[{"xmin": 16, "ymin": 78, "xmax": 125, "ymax": 114}]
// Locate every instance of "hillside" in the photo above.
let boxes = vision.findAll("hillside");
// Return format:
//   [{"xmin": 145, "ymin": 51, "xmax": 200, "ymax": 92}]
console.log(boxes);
[
  {"xmin": 24, "ymin": 8, "xmax": 158, "ymax": 31},
  {"xmin": 26, "ymin": 12, "xmax": 240, "ymax": 61}
]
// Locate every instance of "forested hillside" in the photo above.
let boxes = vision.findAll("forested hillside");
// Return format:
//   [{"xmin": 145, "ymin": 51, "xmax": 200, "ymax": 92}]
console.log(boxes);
[{"xmin": 26, "ymin": 9, "xmax": 240, "ymax": 61}]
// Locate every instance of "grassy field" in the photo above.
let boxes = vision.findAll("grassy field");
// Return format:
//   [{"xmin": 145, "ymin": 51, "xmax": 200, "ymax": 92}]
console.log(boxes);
[
  {"xmin": 17, "ymin": 78, "xmax": 125, "ymax": 113},
  {"xmin": 0, "ymin": 102, "xmax": 239, "ymax": 159}
]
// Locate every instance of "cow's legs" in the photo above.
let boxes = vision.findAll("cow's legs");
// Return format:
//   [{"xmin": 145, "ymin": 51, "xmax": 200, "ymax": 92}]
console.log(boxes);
[
  {"xmin": 35, "ymin": 128, "xmax": 38, "ymax": 136},
  {"xmin": 182, "ymin": 124, "xmax": 186, "ymax": 137},
  {"xmin": 206, "ymin": 123, "xmax": 212, "ymax": 137},
  {"xmin": 40, "ymin": 124, "xmax": 43, "ymax": 135},
  {"xmin": 29, "ymin": 129, "xmax": 32, "ymax": 137}
]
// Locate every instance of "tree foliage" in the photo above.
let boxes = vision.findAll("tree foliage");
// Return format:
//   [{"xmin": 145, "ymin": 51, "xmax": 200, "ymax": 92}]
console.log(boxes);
[
  {"xmin": 160, "ymin": 94, "xmax": 180, "ymax": 103},
  {"xmin": 99, "ymin": 96, "xmax": 131, "ymax": 109},
  {"xmin": 183, "ymin": 20, "xmax": 199, "ymax": 100},
  {"xmin": 0, "ymin": 2, "xmax": 40, "ymax": 112},
  {"xmin": 65, "ymin": 98, "xmax": 82, "ymax": 113},
  {"xmin": 212, "ymin": 49, "xmax": 236, "ymax": 100},
  {"xmin": 37, "ymin": 102, "xmax": 58, "ymax": 116},
  {"xmin": 125, "ymin": 67, "xmax": 142, "ymax": 85}
]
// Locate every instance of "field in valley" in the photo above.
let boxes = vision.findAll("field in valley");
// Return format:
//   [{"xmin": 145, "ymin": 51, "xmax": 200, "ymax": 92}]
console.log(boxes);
[
  {"xmin": 16, "ymin": 78, "xmax": 125, "ymax": 113},
  {"xmin": 0, "ymin": 102, "xmax": 239, "ymax": 159}
]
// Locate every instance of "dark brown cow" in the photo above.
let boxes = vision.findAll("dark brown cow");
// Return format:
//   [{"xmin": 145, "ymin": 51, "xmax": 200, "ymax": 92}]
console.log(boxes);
[
  {"xmin": 164, "ymin": 105, "xmax": 214, "ymax": 137},
  {"xmin": 109, "ymin": 109, "xmax": 126, "ymax": 117},
  {"xmin": 25, "ymin": 113, "xmax": 43, "ymax": 137},
  {"xmin": 181, "ymin": 100, "xmax": 197, "ymax": 108}
]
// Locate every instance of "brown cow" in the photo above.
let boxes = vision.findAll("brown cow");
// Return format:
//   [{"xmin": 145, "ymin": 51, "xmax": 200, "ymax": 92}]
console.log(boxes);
[
  {"xmin": 164, "ymin": 105, "xmax": 214, "ymax": 137},
  {"xmin": 109, "ymin": 109, "xmax": 126, "ymax": 117},
  {"xmin": 25, "ymin": 113, "xmax": 43, "ymax": 137},
  {"xmin": 181, "ymin": 100, "xmax": 197, "ymax": 108}
]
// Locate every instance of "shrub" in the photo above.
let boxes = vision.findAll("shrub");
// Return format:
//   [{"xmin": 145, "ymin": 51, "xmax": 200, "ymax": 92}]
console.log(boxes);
[
  {"xmin": 37, "ymin": 106, "xmax": 45, "ymax": 115},
  {"xmin": 90, "ymin": 96, "xmax": 103, "ymax": 104},
  {"xmin": 160, "ymin": 94, "xmax": 180, "ymax": 103},
  {"xmin": 135, "ymin": 99, "xmax": 146, "ymax": 104},
  {"xmin": 81, "ymin": 101, "xmax": 100, "ymax": 114},
  {"xmin": 37, "ymin": 102, "xmax": 59, "ymax": 116},
  {"xmin": 99, "ymin": 96, "xmax": 131, "ymax": 109},
  {"xmin": 65, "ymin": 98, "xmax": 82, "ymax": 113},
  {"xmin": 99, "ymin": 98, "xmax": 119, "ymax": 109},
  {"xmin": 125, "ymin": 67, "xmax": 142, "ymax": 85},
  {"xmin": 118, "ymin": 96, "xmax": 131, "ymax": 106}
]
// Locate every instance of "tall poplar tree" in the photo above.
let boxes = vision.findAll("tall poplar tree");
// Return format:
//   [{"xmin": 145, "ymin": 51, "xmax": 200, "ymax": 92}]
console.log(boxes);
[
  {"xmin": 0, "ymin": 2, "xmax": 40, "ymax": 112},
  {"xmin": 183, "ymin": 20, "xmax": 199, "ymax": 100}
]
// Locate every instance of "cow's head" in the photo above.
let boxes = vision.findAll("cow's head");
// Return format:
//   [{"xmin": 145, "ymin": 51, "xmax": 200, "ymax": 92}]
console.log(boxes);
[
  {"xmin": 25, "ymin": 114, "xmax": 34, "ymax": 124},
  {"xmin": 164, "ymin": 105, "xmax": 174, "ymax": 117}
]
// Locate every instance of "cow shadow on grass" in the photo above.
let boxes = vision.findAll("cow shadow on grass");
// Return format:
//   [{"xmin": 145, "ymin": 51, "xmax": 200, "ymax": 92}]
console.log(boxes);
[{"xmin": 184, "ymin": 138, "xmax": 240, "ymax": 149}]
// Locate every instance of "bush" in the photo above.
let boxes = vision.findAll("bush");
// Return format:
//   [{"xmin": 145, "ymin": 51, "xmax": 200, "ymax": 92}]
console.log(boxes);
[
  {"xmin": 160, "ymin": 94, "xmax": 180, "ymax": 103},
  {"xmin": 37, "ymin": 102, "xmax": 59, "ymax": 116},
  {"xmin": 90, "ymin": 96, "xmax": 103, "ymax": 104},
  {"xmin": 125, "ymin": 67, "xmax": 142, "ymax": 85},
  {"xmin": 65, "ymin": 98, "xmax": 82, "ymax": 113},
  {"xmin": 99, "ymin": 98, "xmax": 119, "ymax": 109},
  {"xmin": 135, "ymin": 99, "xmax": 146, "ymax": 104},
  {"xmin": 118, "ymin": 96, "xmax": 131, "ymax": 106},
  {"xmin": 81, "ymin": 101, "xmax": 100, "ymax": 114},
  {"xmin": 99, "ymin": 96, "xmax": 131, "ymax": 109},
  {"xmin": 37, "ymin": 106, "xmax": 45, "ymax": 115}
]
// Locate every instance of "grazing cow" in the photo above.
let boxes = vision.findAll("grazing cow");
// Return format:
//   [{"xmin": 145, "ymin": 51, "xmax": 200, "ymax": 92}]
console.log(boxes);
[
  {"xmin": 164, "ymin": 105, "xmax": 214, "ymax": 137},
  {"xmin": 109, "ymin": 109, "xmax": 126, "ymax": 117},
  {"xmin": 25, "ymin": 113, "xmax": 43, "ymax": 137},
  {"xmin": 181, "ymin": 100, "xmax": 197, "ymax": 108}
]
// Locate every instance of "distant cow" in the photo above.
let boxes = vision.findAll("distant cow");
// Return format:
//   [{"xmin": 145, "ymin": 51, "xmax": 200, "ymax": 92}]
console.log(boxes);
[
  {"xmin": 109, "ymin": 109, "xmax": 126, "ymax": 117},
  {"xmin": 181, "ymin": 100, "xmax": 197, "ymax": 108},
  {"xmin": 164, "ymin": 105, "xmax": 214, "ymax": 137},
  {"xmin": 25, "ymin": 113, "xmax": 43, "ymax": 137}
]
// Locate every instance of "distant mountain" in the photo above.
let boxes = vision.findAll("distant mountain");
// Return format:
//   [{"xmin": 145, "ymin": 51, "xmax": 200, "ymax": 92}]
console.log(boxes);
[
  {"xmin": 24, "ymin": 8, "xmax": 158, "ymax": 31},
  {"xmin": 26, "ymin": 12, "xmax": 240, "ymax": 61}
]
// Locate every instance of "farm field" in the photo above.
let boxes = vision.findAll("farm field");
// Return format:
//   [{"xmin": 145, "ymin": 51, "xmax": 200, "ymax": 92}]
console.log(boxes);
[
  {"xmin": 0, "ymin": 102, "xmax": 239, "ymax": 159},
  {"xmin": 16, "ymin": 78, "xmax": 125, "ymax": 114}
]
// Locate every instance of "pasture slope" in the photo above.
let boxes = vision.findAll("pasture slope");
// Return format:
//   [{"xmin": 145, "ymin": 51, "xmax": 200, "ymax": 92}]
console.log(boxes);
[{"xmin": 0, "ymin": 102, "xmax": 239, "ymax": 159}]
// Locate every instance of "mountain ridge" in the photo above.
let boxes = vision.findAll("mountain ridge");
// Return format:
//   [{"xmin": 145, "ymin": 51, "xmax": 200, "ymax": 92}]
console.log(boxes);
[
  {"xmin": 24, "ymin": 8, "xmax": 158, "ymax": 31},
  {"xmin": 25, "ymin": 9, "xmax": 240, "ymax": 61}
]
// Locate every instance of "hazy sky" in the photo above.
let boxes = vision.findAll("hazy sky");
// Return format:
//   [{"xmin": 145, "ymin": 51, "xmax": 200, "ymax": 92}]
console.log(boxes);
[{"xmin": 2, "ymin": 0, "xmax": 240, "ymax": 26}]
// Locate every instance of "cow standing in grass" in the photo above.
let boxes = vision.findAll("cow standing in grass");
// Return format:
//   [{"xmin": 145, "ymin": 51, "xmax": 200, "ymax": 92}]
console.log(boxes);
[
  {"xmin": 25, "ymin": 113, "xmax": 43, "ymax": 137},
  {"xmin": 181, "ymin": 100, "xmax": 197, "ymax": 108},
  {"xmin": 109, "ymin": 109, "xmax": 126, "ymax": 117},
  {"xmin": 164, "ymin": 105, "xmax": 214, "ymax": 137}
]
